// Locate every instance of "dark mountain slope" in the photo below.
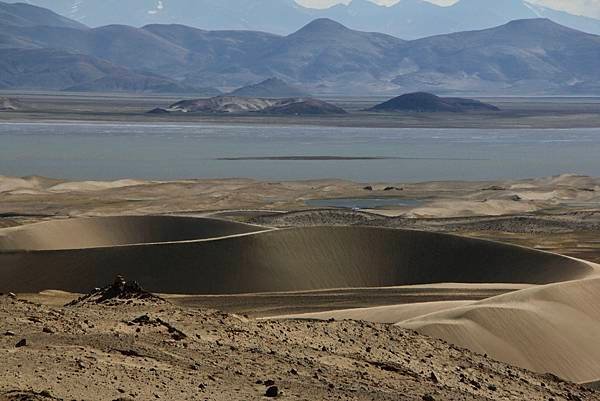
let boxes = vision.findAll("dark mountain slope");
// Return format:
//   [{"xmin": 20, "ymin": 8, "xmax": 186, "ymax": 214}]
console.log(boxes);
[
  {"xmin": 0, "ymin": 48, "xmax": 203, "ymax": 93},
  {"xmin": 0, "ymin": 23, "xmax": 192, "ymax": 73},
  {"xmin": 393, "ymin": 19, "xmax": 600, "ymax": 93},
  {"xmin": 229, "ymin": 78, "xmax": 309, "ymax": 98},
  {"xmin": 0, "ymin": 1, "xmax": 86, "ymax": 29},
  {"xmin": 238, "ymin": 18, "xmax": 405, "ymax": 88}
]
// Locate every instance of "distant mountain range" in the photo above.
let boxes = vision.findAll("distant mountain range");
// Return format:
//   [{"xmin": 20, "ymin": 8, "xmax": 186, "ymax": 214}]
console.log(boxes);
[
  {"xmin": 1, "ymin": 1, "xmax": 600, "ymax": 95},
  {"xmin": 11, "ymin": 0, "xmax": 600, "ymax": 39}
]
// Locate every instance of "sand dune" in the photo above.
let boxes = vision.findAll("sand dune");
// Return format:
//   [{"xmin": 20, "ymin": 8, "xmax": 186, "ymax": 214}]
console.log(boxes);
[
  {"xmin": 281, "ymin": 260, "xmax": 600, "ymax": 383},
  {"xmin": 272, "ymin": 300, "xmax": 475, "ymax": 323},
  {"xmin": 2, "ymin": 215, "xmax": 599, "ymax": 384},
  {"xmin": 0, "ymin": 216, "xmax": 591, "ymax": 294},
  {"xmin": 0, "ymin": 216, "xmax": 265, "ymax": 251},
  {"xmin": 398, "ymin": 272, "xmax": 600, "ymax": 383}
]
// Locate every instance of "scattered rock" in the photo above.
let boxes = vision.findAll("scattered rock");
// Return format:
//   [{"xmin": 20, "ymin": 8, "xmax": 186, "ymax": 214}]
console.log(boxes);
[
  {"xmin": 422, "ymin": 395, "xmax": 435, "ymax": 401},
  {"xmin": 118, "ymin": 349, "xmax": 143, "ymax": 358},
  {"xmin": 363, "ymin": 186, "xmax": 373, "ymax": 191},
  {"xmin": 263, "ymin": 379, "xmax": 275, "ymax": 387},
  {"xmin": 15, "ymin": 338, "xmax": 27, "ymax": 348},
  {"xmin": 265, "ymin": 386, "xmax": 279, "ymax": 397},
  {"xmin": 470, "ymin": 379, "xmax": 482, "ymax": 389},
  {"xmin": 66, "ymin": 275, "xmax": 165, "ymax": 306},
  {"xmin": 4, "ymin": 330, "xmax": 15, "ymax": 336},
  {"xmin": 0, "ymin": 390, "xmax": 58, "ymax": 400}
]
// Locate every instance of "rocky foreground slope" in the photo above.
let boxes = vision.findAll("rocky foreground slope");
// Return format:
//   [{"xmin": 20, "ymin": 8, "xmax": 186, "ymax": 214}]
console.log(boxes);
[{"xmin": 0, "ymin": 280, "xmax": 596, "ymax": 401}]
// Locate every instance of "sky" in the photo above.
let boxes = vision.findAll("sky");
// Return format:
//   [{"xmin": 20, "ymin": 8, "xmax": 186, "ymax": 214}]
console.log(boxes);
[{"xmin": 296, "ymin": 0, "xmax": 600, "ymax": 18}]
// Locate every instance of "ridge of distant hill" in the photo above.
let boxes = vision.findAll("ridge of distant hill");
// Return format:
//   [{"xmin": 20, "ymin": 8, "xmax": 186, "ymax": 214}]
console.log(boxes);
[
  {"xmin": 229, "ymin": 78, "xmax": 309, "ymax": 98},
  {"xmin": 9, "ymin": 0, "xmax": 600, "ymax": 39},
  {"xmin": 369, "ymin": 92, "xmax": 500, "ymax": 113},
  {"xmin": 1, "ymin": 2, "xmax": 600, "ymax": 95}
]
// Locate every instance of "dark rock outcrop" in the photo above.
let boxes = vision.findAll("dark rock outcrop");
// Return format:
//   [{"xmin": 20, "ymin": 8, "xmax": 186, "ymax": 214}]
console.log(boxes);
[
  {"xmin": 368, "ymin": 92, "xmax": 500, "ymax": 113},
  {"xmin": 66, "ymin": 276, "xmax": 165, "ymax": 306}
]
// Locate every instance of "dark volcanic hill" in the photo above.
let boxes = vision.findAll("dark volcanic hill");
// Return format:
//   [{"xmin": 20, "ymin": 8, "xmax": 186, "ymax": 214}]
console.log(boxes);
[
  {"xmin": 229, "ymin": 78, "xmax": 309, "ymax": 98},
  {"xmin": 163, "ymin": 96, "xmax": 346, "ymax": 115},
  {"xmin": 369, "ymin": 92, "xmax": 500, "ymax": 113}
]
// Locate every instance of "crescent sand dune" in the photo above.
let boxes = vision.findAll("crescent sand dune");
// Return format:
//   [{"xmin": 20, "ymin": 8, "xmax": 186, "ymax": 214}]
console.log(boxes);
[{"xmin": 0, "ymin": 216, "xmax": 592, "ymax": 294}]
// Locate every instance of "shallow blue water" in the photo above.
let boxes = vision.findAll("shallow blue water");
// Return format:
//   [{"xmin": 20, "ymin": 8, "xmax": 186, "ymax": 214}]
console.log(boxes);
[{"xmin": 1, "ymin": 122, "xmax": 600, "ymax": 181}]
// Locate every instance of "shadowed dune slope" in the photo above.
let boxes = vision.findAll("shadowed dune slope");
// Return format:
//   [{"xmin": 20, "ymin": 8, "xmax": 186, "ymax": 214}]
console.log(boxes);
[
  {"xmin": 0, "ymin": 216, "xmax": 264, "ymax": 251},
  {"xmin": 398, "ymin": 274, "xmax": 600, "ymax": 383},
  {"xmin": 0, "ymin": 217, "xmax": 591, "ymax": 294}
]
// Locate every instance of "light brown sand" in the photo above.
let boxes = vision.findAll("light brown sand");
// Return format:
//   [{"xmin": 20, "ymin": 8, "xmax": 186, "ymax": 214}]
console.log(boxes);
[
  {"xmin": 279, "ymin": 261, "xmax": 600, "ymax": 384},
  {"xmin": 399, "ymin": 267, "xmax": 600, "ymax": 383}
]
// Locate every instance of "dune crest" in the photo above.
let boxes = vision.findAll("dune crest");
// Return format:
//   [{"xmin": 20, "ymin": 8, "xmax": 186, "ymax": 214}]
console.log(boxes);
[
  {"xmin": 0, "ymin": 217, "xmax": 591, "ymax": 294},
  {"xmin": 0, "ymin": 216, "xmax": 265, "ymax": 251}
]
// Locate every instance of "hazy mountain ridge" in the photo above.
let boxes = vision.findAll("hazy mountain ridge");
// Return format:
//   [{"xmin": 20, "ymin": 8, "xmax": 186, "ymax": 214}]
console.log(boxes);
[
  {"xmin": 0, "ymin": 1, "xmax": 86, "ymax": 29},
  {"xmin": 229, "ymin": 78, "xmax": 310, "ymax": 98},
  {"xmin": 2, "ymin": 2, "xmax": 600, "ymax": 95},
  {"xmin": 12, "ymin": 0, "xmax": 600, "ymax": 39}
]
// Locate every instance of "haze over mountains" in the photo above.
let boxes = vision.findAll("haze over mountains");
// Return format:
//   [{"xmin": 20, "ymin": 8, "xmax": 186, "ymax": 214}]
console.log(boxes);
[
  {"xmin": 13, "ymin": 0, "xmax": 600, "ymax": 39},
  {"xmin": 2, "ymin": 1, "xmax": 600, "ymax": 95}
]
